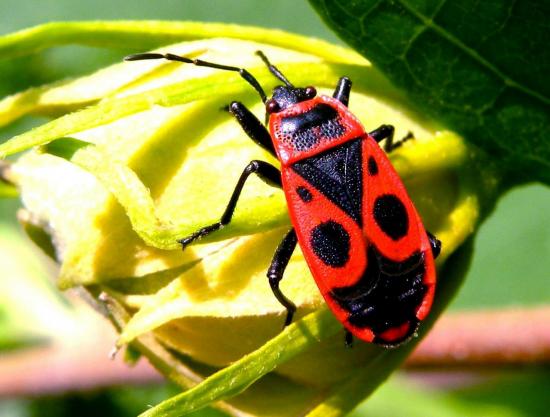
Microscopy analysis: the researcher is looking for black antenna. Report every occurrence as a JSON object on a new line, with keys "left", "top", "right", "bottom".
{"left": 255, "top": 51, "right": 294, "bottom": 87}
{"left": 124, "top": 52, "right": 268, "bottom": 103}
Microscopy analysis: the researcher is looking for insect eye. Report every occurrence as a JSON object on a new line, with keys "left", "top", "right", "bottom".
{"left": 305, "top": 86, "right": 317, "bottom": 98}
{"left": 266, "top": 99, "right": 280, "bottom": 113}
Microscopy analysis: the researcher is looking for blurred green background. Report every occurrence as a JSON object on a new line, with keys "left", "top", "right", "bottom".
{"left": 0, "top": 1, "right": 548, "bottom": 416}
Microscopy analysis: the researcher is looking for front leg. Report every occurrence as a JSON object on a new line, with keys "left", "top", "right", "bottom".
{"left": 332, "top": 76, "right": 352, "bottom": 107}
{"left": 178, "top": 160, "right": 281, "bottom": 248}
{"left": 229, "top": 102, "right": 276, "bottom": 157}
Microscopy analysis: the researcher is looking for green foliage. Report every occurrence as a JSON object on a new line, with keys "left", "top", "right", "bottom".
{"left": 139, "top": 309, "right": 339, "bottom": 417}
{"left": 0, "top": 304, "right": 40, "bottom": 351}
{"left": 353, "top": 376, "right": 525, "bottom": 417}
{"left": 449, "top": 184, "right": 550, "bottom": 310}
{"left": 309, "top": 0, "right": 550, "bottom": 186}
{"left": 452, "top": 370, "right": 550, "bottom": 417}
{"left": 2, "top": 384, "right": 225, "bottom": 417}
{"left": 0, "top": 222, "right": 66, "bottom": 352}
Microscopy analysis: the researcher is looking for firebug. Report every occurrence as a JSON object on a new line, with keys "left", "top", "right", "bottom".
{"left": 125, "top": 50, "right": 441, "bottom": 347}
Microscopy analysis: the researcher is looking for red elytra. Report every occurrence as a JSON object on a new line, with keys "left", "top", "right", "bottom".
{"left": 270, "top": 96, "right": 436, "bottom": 346}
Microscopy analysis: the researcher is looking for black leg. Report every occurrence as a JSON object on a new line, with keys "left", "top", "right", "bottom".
{"left": 388, "top": 131, "right": 414, "bottom": 151}
{"left": 345, "top": 330, "right": 354, "bottom": 348}
{"left": 369, "top": 125, "right": 416, "bottom": 153}
{"left": 229, "top": 102, "right": 276, "bottom": 157}
{"left": 177, "top": 160, "right": 281, "bottom": 248}
{"left": 427, "top": 231, "right": 441, "bottom": 259}
{"left": 267, "top": 228, "right": 298, "bottom": 327}
{"left": 369, "top": 124, "right": 395, "bottom": 153}
{"left": 332, "top": 76, "right": 352, "bottom": 107}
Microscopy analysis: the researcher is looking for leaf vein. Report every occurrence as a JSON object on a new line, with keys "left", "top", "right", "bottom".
{"left": 396, "top": 0, "right": 549, "bottom": 105}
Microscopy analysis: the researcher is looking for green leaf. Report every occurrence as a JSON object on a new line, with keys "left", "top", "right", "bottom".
{"left": 137, "top": 308, "right": 340, "bottom": 417}
{"left": 102, "top": 292, "right": 322, "bottom": 417}
{"left": 309, "top": 0, "right": 550, "bottom": 185}
{"left": 0, "top": 21, "right": 363, "bottom": 64}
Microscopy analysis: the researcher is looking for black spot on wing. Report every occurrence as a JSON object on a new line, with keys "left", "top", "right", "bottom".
{"left": 310, "top": 220, "right": 350, "bottom": 268}
{"left": 293, "top": 139, "right": 362, "bottom": 225}
{"left": 296, "top": 186, "right": 313, "bottom": 202}
{"left": 373, "top": 194, "right": 408, "bottom": 240}
{"left": 367, "top": 156, "right": 378, "bottom": 175}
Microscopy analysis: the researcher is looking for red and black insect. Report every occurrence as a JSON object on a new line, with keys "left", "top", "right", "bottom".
{"left": 125, "top": 51, "right": 441, "bottom": 347}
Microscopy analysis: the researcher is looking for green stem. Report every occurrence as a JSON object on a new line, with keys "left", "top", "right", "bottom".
{"left": 97, "top": 290, "right": 244, "bottom": 417}
{"left": 0, "top": 21, "right": 363, "bottom": 64}
{"left": 139, "top": 308, "right": 340, "bottom": 417}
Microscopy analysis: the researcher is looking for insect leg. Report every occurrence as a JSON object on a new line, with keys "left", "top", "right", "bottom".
{"left": 369, "top": 124, "right": 396, "bottom": 152}
{"left": 427, "top": 231, "right": 442, "bottom": 259}
{"left": 345, "top": 330, "right": 354, "bottom": 348}
{"left": 332, "top": 76, "right": 352, "bottom": 107}
{"left": 267, "top": 228, "right": 298, "bottom": 327}
{"left": 369, "top": 125, "right": 416, "bottom": 152}
{"left": 229, "top": 102, "right": 276, "bottom": 157}
{"left": 390, "top": 131, "right": 414, "bottom": 151}
{"left": 177, "top": 160, "right": 281, "bottom": 249}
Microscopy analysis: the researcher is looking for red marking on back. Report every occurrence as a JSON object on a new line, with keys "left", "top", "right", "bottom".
{"left": 282, "top": 169, "right": 366, "bottom": 292}
{"left": 276, "top": 109, "right": 437, "bottom": 346}
{"left": 361, "top": 136, "right": 428, "bottom": 261}
{"left": 352, "top": 326, "right": 375, "bottom": 343}
{"left": 361, "top": 133, "right": 437, "bottom": 327}
{"left": 378, "top": 322, "right": 411, "bottom": 343}
{"left": 269, "top": 96, "right": 364, "bottom": 166}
